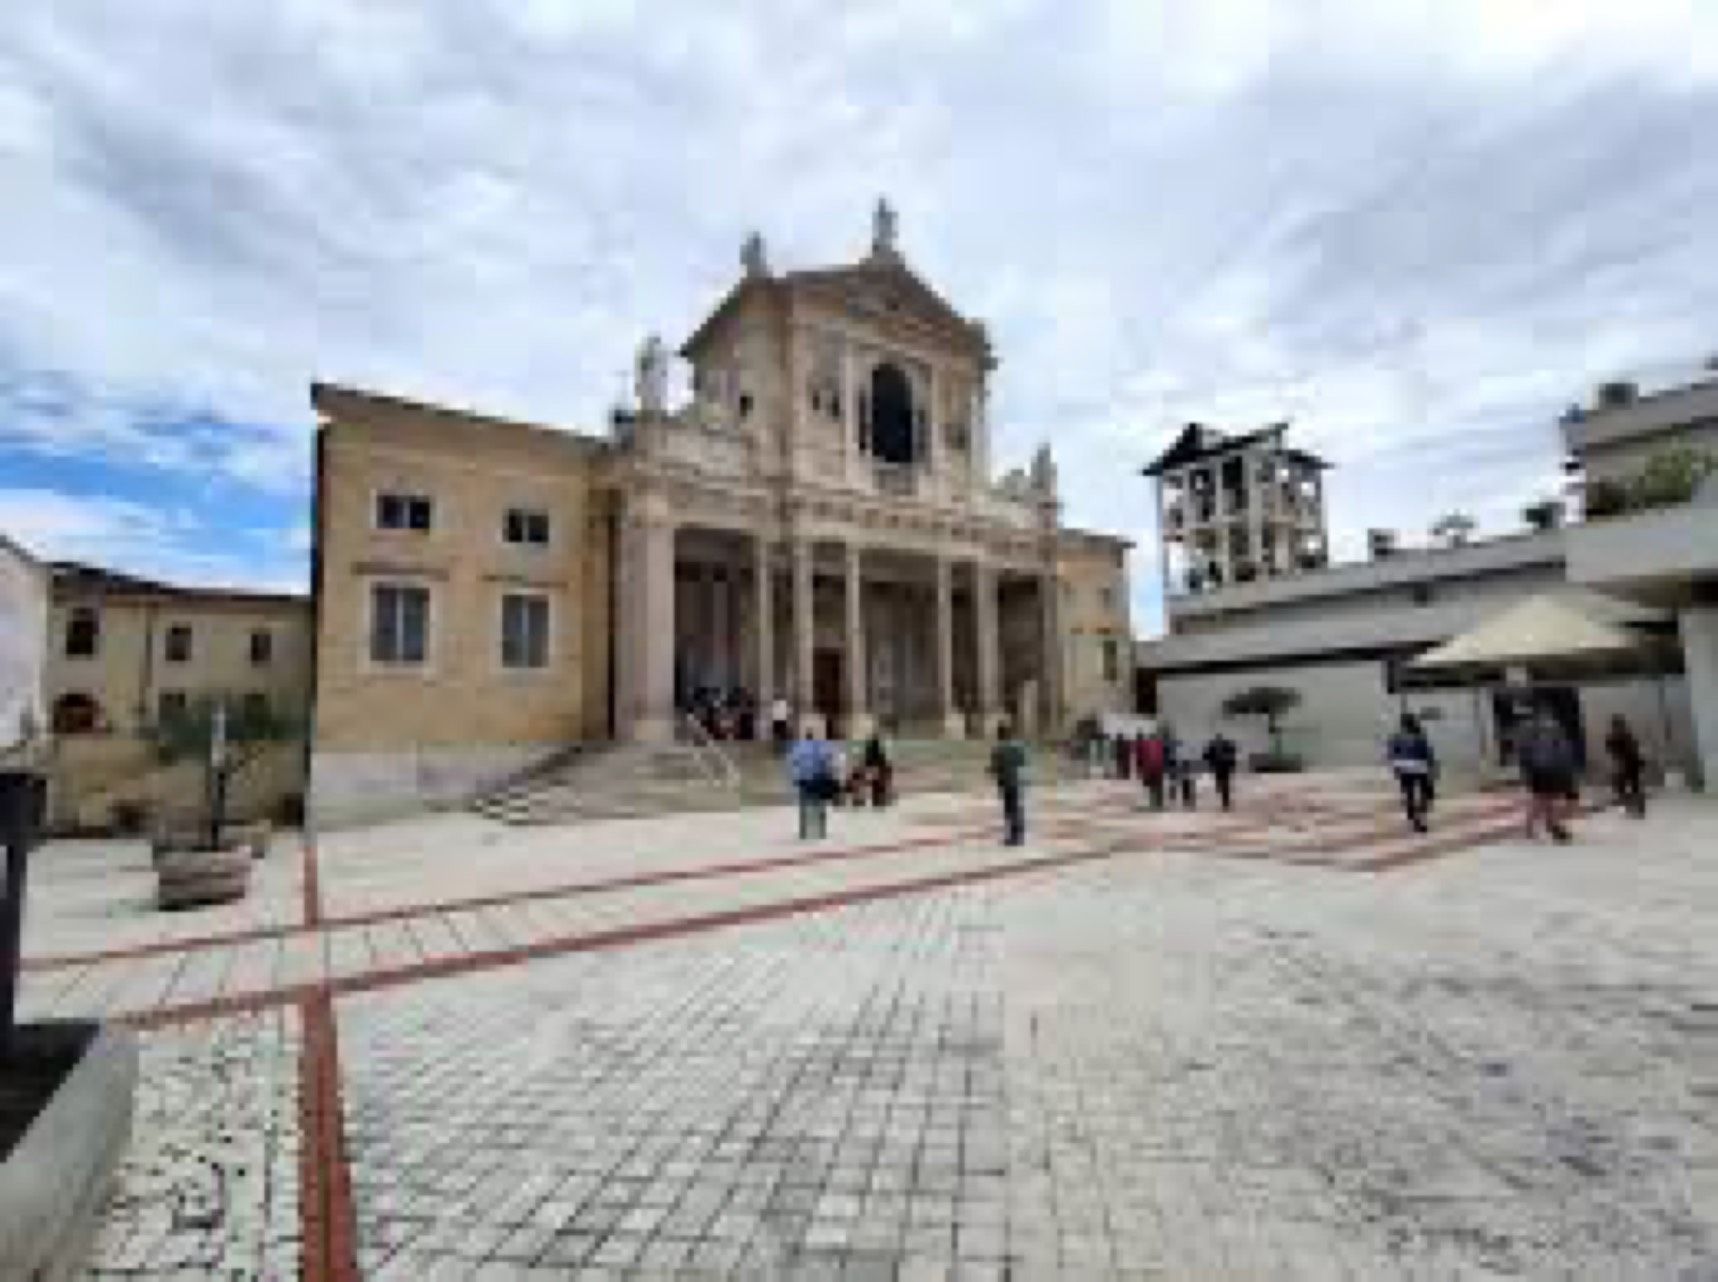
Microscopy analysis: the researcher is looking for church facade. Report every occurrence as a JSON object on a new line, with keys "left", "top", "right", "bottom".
{"left": 308, "top": 205, "right": 1132, "bottom": 824}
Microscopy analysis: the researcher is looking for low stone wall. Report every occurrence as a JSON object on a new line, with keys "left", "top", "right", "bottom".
{"left": 0, "top": 1021, "right": 138, "bottom": 1282}
{"left": 309, "top": 743, "right": 563, "bottom": 828}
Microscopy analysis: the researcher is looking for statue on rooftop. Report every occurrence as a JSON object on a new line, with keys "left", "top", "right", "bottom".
{"left": 741, "top": 230, "right": 769, "bottom": 278}
{"left": 635, "top": 333, "right": 669, "bottom": 416}
{"left": 871, "top": 197, "right": 899, "bottom": 259}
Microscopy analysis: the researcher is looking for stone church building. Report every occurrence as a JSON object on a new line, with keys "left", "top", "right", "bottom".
{"left": 308, "top": 204, "right": 1131, "bottom": 823}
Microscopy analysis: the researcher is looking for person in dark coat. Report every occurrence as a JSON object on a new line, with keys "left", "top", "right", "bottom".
{"left": 1604, "top": 714, "right": 1646, "bottom": 818}
{"left": 1386, "top": 713, "right": 1437, "bottom": 834}
{"left": 862, "top": 733, "right": 893, "bottom": 808}
{"left": 988, "top": 722, "right": 1029, "bottom": 846}
{"left": 1112, "top": 733, "right": 1132, "bottom": 780}
{"left": 1518, "top": 712, "right": 1578, "bottom": 843}
{"left": 1203, "top": 731, "right": 1239, "bottom": 810}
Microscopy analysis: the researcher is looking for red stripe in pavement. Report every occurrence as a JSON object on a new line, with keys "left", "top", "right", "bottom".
{"left": 26, "top": 824, "right": 986, "bottom": 973}
{"left": 298, "top": 990, "right": 358, "bottom": 1282}
{"left": 121, "top": 836, "right": 1125, "bottom": 1029}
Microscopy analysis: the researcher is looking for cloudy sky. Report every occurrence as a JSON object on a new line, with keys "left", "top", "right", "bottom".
{"left": 3, "top": 1, "right": 1716, "bottom": 633}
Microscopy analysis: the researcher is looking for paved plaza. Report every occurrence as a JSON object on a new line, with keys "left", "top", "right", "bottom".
{"left": 17, "top": 774, "right": 1718, "bottom": 1279}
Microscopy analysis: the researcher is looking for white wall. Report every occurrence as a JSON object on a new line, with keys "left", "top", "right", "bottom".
{"left": 1680, "top": 606, "right": 1718, "bottom": 790}
{"left": 1158, "top": 660, "right": 1687, "bottom": 777}
{"left": 0, "top": 538, "right": 48, "bottom": 753}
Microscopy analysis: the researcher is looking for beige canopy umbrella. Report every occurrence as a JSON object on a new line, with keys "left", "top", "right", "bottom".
{"left": 1411, "top": 592, "right": 1642, "bottom": 671}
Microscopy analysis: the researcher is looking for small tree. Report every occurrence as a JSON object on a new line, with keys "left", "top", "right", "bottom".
{"left": 1430, "top": 512, "right": 1476, "bottom": 548}
{"left": 1220, "top": 685, "right": 1301, "bottom": 757}
{"left": 151, "top": 695, "right": 297, "bottom": 849}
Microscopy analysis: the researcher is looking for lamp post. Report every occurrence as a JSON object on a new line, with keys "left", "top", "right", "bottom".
{"left": 0, "top": 767, "right": 47, "bottom": 1063}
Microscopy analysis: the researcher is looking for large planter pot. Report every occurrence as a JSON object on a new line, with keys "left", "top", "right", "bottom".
{"left": 0, "top": 1021, "right": 138, "bottom": 1281}
{"left": 155, "top": 843, "right": 252, "bottom": 910}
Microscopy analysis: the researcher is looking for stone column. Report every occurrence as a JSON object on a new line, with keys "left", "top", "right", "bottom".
{"left": 844, "top": 542, "right": 869, "bottom": 737}
{"left": 1039, "top": 566, "right": 1062, "bottom": 737}
{"left": 631, "top": 513, "right": 677, "bottom": 742}
{"left": 934, "top": 556, "right": 960, "bottom": 738}
{"left": 974, "top": 559, "right": 1001, "bottom": 737}
{"left": 842, "top": 343, "right": 861, "bottom": 487}
{"left": 793, "top": 535, "right": 816, "bottom": 731}
{"left": 925, "top": 364, "right": 941, "bottom": 488}
{"left": 752, "top": 533, "right": 774, "bottom": 727}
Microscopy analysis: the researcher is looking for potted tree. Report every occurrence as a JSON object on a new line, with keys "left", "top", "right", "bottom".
{"left": 1220, "top": 685, "right": 1304, "bottom": 771}
{"left": 148, "top": 695, "right": 296, "bottom": 909}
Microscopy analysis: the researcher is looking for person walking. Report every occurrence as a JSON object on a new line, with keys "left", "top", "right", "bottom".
{"left": 988, "top": 721, "right": 1029, "bottom": 846}
{"left": 1203, "top": 731, "right": 1239, "bottom": 811}
{"left": 770, "top": 696, "right": 793, "bottom": 753}
{"left": 1518, "top": 711, "right": 1578, "bottom": 843}
{"left": 787, "top": 727, "right": 836, "bottom": 840}
{"left": 1137, "top": 729, "right": 1167, "bottom": 810}
{"left": 1112, "top": 733, "right": 1132, "bottom": 781}
{"left": 1386, "top": 713, "right": 1437, "bottom": 833}
{"left": 1604, "top": 714, "right": 1647, "bottom": 818}
{"left": 862, "top": 732, "right": 893, "bottom": 808}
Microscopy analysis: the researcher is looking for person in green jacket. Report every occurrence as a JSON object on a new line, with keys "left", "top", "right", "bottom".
{"left": 988, "top": 721, "right": 1029, "bottom": 846}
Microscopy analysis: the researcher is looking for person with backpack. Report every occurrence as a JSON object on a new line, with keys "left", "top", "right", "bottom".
{"left": 1517, "top": 711, "right": 1578, "bottom": 843}
{"left": 1137, "top": 729, "right": 1167, "bottom": 810}
{"left": 1203, "top": 731, "right": 1239, "bottom": 811}
{"left": 1604, "top": 714, "right": 1646, "bottom": 818}
{"left": 1386, "top": 712, "right": 1437, "bottom": 833}
{"left": 787, "top": 726, "right": 836, "bottom": 840}
{"left": 988, "top": 721, "right": 1029, "bottom": 846}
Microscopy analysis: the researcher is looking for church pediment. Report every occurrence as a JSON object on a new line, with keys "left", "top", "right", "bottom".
{"left": 787, "top": 262, "right": 987, "bottom": 355}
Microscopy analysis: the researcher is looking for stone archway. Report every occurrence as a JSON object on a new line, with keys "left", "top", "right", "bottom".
{"left": 51, "top": 692, "right": 102, "bottom": 735}
{"left": 870, "top": 363, "right": 914, "bottom": 465}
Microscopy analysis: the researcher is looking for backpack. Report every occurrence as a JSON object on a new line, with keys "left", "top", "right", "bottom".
{"left": 1139, "top": 737, "right": 1165, "bottom": 775}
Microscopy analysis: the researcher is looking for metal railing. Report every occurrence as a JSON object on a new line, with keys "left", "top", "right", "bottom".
{"left": 680, "top": 714, "right": 740, "bottom": 788}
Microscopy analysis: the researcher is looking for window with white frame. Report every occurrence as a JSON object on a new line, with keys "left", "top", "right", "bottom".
{"left": 375, "top": 492, "right": 434, "bottom": 533}
{"left": 500, "top": 593, "right": 551, "bottom": 670}
{"left": 370, "top": 583, "right": 430, "bottom": 665}
{"left": 503, "top": 507, "right": 551, "bottom": 547}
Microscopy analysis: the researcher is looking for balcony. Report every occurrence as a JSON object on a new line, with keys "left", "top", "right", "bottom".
{"left": 875, "top": 461, "right": 917, "bottom": 498}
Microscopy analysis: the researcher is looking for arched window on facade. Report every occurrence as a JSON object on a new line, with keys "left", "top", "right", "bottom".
{"left": 51, "top": 692, "right": 103, "bottom": 735}
{"left": 870, "top": 363, "right": 915, "bottom": 465}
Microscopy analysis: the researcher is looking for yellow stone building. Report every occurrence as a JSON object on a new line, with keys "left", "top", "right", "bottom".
{"left": 41, "top": 562, "right": 312, "bottom": 830}
{"left": 310, "top": 204, "right": 1131, "bottom": 823}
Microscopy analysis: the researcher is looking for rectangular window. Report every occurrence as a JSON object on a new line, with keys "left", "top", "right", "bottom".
{"left": 370, "top": 583, "right": 430, "bottom": 666}
{"left": 500, "top": 593, "right": 551, "bottom": 670}
{"left": 165, "top": 623, "right": 193, "bottom": 663}
{"left": 64, "top": 607, "right": 100, "bottom": 658}
{"left": 157, "top": 690, "right": 187, "bottom": 724}
{"left": 249, "top": 628, "right": 273, "bottom": 665}
{"left": 375, "top": 492, "right": 434, "bottom": 532}
{"left": 1103, "top": 638, "right": 1119, "bottom": 683}
{"left": 503, "top": 507, "right": 551, "bottom": 547}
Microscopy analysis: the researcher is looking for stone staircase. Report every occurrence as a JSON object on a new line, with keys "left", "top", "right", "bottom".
{"left": 470, "top": 740, "right": 739, "bottom": 825}
{"left": 473, "top": 736, "right": 1090, "bottom": 826}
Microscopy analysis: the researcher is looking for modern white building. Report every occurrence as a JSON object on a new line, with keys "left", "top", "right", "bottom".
{"left": 1137, "top": 414, "right": 1696, "bottom": 781}
{"left": 0, "top": 533, "right": 49, "bottom": 755}
{"left": 1560, "top": 372, "right": 1718, "bottom": 789}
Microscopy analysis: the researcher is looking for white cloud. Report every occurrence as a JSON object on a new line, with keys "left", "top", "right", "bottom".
{"left": 0, "top": 488, "right": 304, "bottom": 593}
{"left": 1, "top": 0, "right": 1716, "bottom": 627}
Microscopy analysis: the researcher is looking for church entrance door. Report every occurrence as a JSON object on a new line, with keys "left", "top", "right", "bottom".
{"left": 814, "top": 649, "right": 844, "bottom": 735}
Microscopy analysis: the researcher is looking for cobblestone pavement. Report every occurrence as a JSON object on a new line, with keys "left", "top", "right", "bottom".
{"left": 21, "top": 776, "right": 1716, "bottom": 1279}
{"left": 79, "top": 1009, "right": 302, "bottom": 1280}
